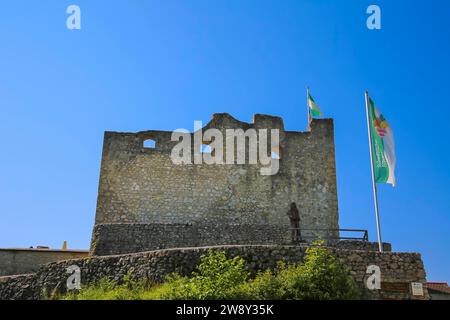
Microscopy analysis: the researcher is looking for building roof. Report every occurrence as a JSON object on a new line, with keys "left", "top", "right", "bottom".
{"left": 427, "top": 282, "right": 450, "bottom": 294}
{"left": 0, "top": 248, "right": 88, "bottom": 254}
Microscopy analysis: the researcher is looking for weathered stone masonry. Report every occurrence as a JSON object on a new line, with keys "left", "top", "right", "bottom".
{"left": 90, "top": 223, "right": 392, "bottom": 256}
{"left": 92, "top": 114, "right": 339, "bottom": 255}
{"left": 0, "top": 245, "right": 428, "bottom": 300}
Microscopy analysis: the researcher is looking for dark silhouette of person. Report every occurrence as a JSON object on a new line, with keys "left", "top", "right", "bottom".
{"left": 287, "top": 202, "right": 301, "bottom": 243}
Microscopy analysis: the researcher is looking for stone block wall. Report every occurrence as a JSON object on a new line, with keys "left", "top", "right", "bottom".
{"left": 0, "top": 245, "right": 427, "bottom": 300}
{"left": 333, "top": 240, "right": 392, "bottom": 252}
{"left": 90, "top": 223, "right": 391, "bottom": 256}
{"left": 92, "top": 113, "right": 339, "bottom": 253}
{"left": 90, "top": 223, "right": 293, "bottom": 255}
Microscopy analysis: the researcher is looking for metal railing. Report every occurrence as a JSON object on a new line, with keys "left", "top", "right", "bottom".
{"left": 289, "top": 228, "right": 369, "bottom": 242}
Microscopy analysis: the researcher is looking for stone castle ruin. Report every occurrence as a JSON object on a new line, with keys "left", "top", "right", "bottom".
{"left": 90, "top": 113, "right": 340, "bottom": 255}
{"left": 0, "top": 113, "right": 429, "bottom": 300}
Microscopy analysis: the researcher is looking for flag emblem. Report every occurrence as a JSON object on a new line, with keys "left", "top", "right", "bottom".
{"left": 373, "top": 114, "right": 389, "bottom": 138}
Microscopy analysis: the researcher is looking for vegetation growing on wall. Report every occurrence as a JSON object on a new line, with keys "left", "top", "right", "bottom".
{"left": 61, "top": 245, "right": 359, "bottom": 300}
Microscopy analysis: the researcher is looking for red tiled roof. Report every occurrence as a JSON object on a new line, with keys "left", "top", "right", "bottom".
{"left": 427, "top": 282, "right": 450, "bottom": 294}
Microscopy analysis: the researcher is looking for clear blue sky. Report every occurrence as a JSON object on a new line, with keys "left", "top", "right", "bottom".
{"left": 1, "top": 0, "right": 449, "bottom": 282}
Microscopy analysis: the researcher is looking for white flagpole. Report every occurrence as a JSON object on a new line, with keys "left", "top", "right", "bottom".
{"left": 307, "top": 87, "right": 312, "bottom": 130}
{"left": 365, "top": 91, "right": 383, "bottom": 253}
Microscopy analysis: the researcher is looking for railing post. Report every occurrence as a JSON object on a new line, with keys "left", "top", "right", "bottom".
{"left": 364, "top": 230, "right": 369, "bottom": 241}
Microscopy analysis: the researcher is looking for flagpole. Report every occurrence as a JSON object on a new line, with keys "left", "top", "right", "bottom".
{"left": 306, "top": 87, "right": 311, "bottom": 130}
{"left": 365, "top": 91, "right": 383, "bottom": 253}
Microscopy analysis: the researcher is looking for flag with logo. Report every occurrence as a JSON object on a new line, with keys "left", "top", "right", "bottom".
{"left": 307, "top": 91, "right": 322, "bottom": 117}
{"left": 368, "top": 96, "right": 396, "bottom": 186}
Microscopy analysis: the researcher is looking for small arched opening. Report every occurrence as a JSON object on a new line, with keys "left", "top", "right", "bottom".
{"left": 143, "top": 139, "right": 156, "bottom": 149}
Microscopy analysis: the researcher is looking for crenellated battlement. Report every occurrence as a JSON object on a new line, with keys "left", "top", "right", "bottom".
{"left": 100, "top": 113, "right": 331, "bottom": 157}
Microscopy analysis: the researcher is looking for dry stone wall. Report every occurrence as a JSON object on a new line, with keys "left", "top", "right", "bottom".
{"left": 90, "top": 223, "right": 391, "bottom": 256}
{"left": 0, "top": 245, "right": 427, "bottom": 300}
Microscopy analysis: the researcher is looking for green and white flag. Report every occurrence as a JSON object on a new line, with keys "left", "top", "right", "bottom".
{"left": 307, "top": 92, "right": 322, "bottom": 117}
{"left": 368, "top": 97, "right": 396, "bottom": 186}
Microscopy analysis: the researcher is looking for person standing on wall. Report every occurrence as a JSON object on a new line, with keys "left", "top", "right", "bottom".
{"left": 287, "top": 203, "right": 301, "bottom": 243}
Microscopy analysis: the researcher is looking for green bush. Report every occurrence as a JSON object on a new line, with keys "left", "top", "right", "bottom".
{"left": 161, "top": 250, "right": 250, "bottom": 300}
{"left": 278, "top": 245, "right": 359, "bottom": 300}
{"left": 236, "top": 244, "right": 359, "bottom": 300}
{"left": 235, "top": 269, "right": 285, "bottom": 300}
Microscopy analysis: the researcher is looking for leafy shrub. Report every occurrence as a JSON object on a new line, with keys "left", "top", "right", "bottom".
{"left": 235, "top": 269, "right": 285, "bottom": 300}
{"left": 161, "top": 250, "right": 250, "bottom": 300}
{"left": 278, "top": 245, "right": 359, "bottom": 300}
{"left": 236, "top": 243, "right": 359, "bottom": 300}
